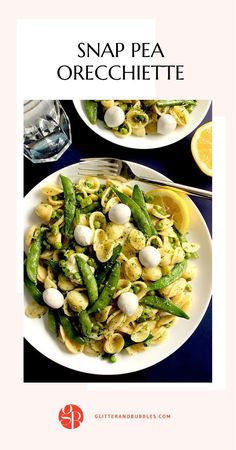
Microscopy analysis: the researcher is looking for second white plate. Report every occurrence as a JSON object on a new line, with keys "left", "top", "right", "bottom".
{"left": 73, "top": 100, "right": 211, "bottom": 149}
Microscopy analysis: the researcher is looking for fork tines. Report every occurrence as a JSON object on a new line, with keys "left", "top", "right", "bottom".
{"left": 78, "top": 158, "right": 119, "bottom": 176}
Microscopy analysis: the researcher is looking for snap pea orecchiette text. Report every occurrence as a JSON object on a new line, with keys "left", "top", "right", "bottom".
{"left": 85, "top": 100, "right": 197, "bottom": 138}
{"left": 24, "top": 175, "right": 200, "bottom": 362}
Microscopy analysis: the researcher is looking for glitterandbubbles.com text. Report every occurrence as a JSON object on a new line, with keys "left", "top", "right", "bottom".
{"left": 94, "top": 413, "right": 171, "bottom": 420}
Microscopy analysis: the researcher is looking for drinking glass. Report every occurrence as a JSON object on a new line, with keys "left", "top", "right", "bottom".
{"left": 24, "top": 100, "right": 72, "bottom": 163}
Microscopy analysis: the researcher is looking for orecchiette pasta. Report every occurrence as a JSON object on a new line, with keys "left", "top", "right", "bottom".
{"left": 95, "top": 306, "right": 112, "bottom": 323}
{"left": 25, "top": 300, "right": 48, "bottom": 318}
{"left": 47, "top": 196, "right": 64, "bottom": 207}
{"left": 169, "top": 105, "right": 189, "bottom": 126}
{"left": 41, "top": 185, "right": 63, "bottom": 196}
{"left": 107, "top": 311, "right": 126, "bottom": 332}
{"left": 126, "top": 343, "right": 148, "bottom": 355}
{"left": 106, "top": 223, "right": 124, "bottom": 240}
{"left": 93, "top": 229, "right": 107, "bottom": 251}
{"left": 37, "top": 264, "right": 47, "bottom": 283}
{"left": 104, "top": 333, "right": 124, "bottom": 354}
{"left": 141, "top": 266, "right": 162, "bottom": 282}
{"left": 77, "top": 176, "right": 100, "bottom": 194}
{"left": 132, "top": 281, "right": 148, "bottom": 299}
{"left": 113, "top": 279, "right": 132, "bottom": 298}
{"left": 89, "top": 211, "right": 107, "bottom": 230}
{"left": 58, "top": 274, "right": 76, "bottom": 292}
{"left": 35, "top": 203, "right": 53, "bottom": 222}
{"left": 96, "top": 240, "right": 114, "bottom": 262}
{"left": 66, "top": 290, "right": 89, "bottom": 312}
{"left": 25, "top": 225, "right": 38, "bottom": 247}
{"left": 131, "top": 321, "right": 154, "bottom": 343}
{"left": 124, "top": 257, "right": 142, "bottom": 281}
{"left": 128, "top": 229, "right": 146, "bottom": 251}
{"left": 25, "top": 174, "right": 200, "bottom": 362}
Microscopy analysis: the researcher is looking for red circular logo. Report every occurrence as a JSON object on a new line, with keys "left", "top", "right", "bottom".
{"left": 58, "top": 404, "right": 84, "bottom": 429}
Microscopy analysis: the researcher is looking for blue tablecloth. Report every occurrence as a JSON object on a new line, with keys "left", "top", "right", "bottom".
{"left": 24, "top": 101, "right": 212, "bottom": 383}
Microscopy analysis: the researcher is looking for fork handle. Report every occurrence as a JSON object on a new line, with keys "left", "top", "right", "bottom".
{"left": 134, "top": 176, "right": 212, "bottom": 199}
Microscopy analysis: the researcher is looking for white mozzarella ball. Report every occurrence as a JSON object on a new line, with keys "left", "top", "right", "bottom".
{"left": 43, "top": 288, "right": 64, "bottom": 309}
{"left": 139, "top": 246, "right": 161, "bottom": 268}
{"left": 104, "top": 106, "right": 125, "bottom": 128}
{"left": 157, "top": 114, "right": 177, "bottom": 135}
{"left": 108, "top": 203, "right": 131, "bottom": 225}
{"left": 117, "top": 292, "right": 139, "bottom": 316}
{"left": 74, "top": 225, "right": 93, "bottom": 246}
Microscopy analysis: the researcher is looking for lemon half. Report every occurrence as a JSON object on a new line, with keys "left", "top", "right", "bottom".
{"left": 146, "top": 188, "right": 190, "bottom": 235}
{"left": 191, "top": 121, "right": 212, "bottom": 176}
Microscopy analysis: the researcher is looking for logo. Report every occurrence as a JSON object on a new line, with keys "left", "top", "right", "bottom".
{"left": 59, "top": 404, "right": 84, "bottom": 429}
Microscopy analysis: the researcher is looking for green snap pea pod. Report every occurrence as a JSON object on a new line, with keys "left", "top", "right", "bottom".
{"left": 156, "top": 100, "right": 197, "bottom": 107}
{"left": 75, "top": 255, "right": 98, "bottom": 303}
{"left": 142, "top": 295, "right": 189, "bottom": 319}
{"left": 58, "top": 311, "right": 86, "bottom": 344}
{"left": 48, "top": 309, "right": 58, "bottom": 336}
{"left": 132, "top": 185, "right": 157, "bottom": 235}
{"left": 85, "top": 100, "right": 98, "bottom": 124}
{"left": 26, "top": 229, "right": 43, "bottom": 284}
{"left": 78, "top": 310, "right": 93, "bottom": 337}
{"left": 60, "top": 174, "right": 76, "bottom": 237}
{"left": 24, "top": 272, "right": 46, "bottom": 306}
{"left": 97, "top": 244, "right": 122, "bottom": 292}
{"left": 88, "top": 262, "right": 121, "bottom": 314}
{"left": 80, "top": 201, "right": 100, "bottom": 214}
{"left": 173, "top": 226, "right": 198, "bottom": 259}
{"left": 173, "top": 225, "right": 187, "bottom": 243}
{"left": 148, "top": 260, "right": 187, "bottom": 291}
{"left": 113, "top": 188, "right": 152, "bottom": 237}
{"left": 75, "top": 208, "right": 80, "bottom": 225}
{"left": 48, "top": 259, "right": 60, "bottom": 272}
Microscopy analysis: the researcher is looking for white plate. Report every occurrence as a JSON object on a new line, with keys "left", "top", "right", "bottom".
{"left": 73, "top": 100, "right": 211, "bottom": 149}
{"left": 24, "top": 161, "right": 212, "bottom": 375}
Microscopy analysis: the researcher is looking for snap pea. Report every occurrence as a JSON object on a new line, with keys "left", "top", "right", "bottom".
{"left": 24, "top": 272, "right": 46, "bottom": 306}
{"left": 88, "top": 261, "right": 121, "bottom": 314}
{"left": 48, "top": 309, "right": 58, "bottom": 336}
{"left": 75, "top": 255, "right": 98, "bottom": 303}
{"left": 48, "top": 259, "right": 60, "bottom": 272}
{"left": 60, "top": 174, "right": 76, "bottom": 237}
{"left": 142, "top": 295, "right": 189, "bottom": 319}
{"left": 156, "top": 100, "right": 197, "bottom": 107}
{"left": 80, "top": 201, "right": 100, "bottom": 214}
{"left": 132, "top": 185, "right": 157, "bottom": 235}
{"left": 85, "top": 100, "right": 98, "bottom": 124}
{"left": 96, "top": 244, "right": 122, "bottom": 292}
{"left": 113, "top": 188, "right": 152, "bottom": 237}
{"left": 75, "top": 208, "right": 80, "bottom": 225}
{"left": 173, "top": 226, "right": 198, "bottom": 259}
{"left": 78, "top": 310, "right": 93, "bottom": 337}
{"left": 26, "top": 229, "right": 43, "bottom": 284}
{"left": 148, "top": 260, "right": 187, "bottom": 291}
{"left": 173, "top": 225, "right": 187, "bottom": 243}
{"left": 58, "top": 311, "right": 86, "bottom": 344}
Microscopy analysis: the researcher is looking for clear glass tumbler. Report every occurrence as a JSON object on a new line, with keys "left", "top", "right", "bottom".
{"left": 24, "top": 100, "right": 72, "bottom": 163}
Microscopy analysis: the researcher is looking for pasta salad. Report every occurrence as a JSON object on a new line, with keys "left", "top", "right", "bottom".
{"left": 85, "top": 100, "right": 197, "bottom": 138}
{"left": 24, "top": 175, "right": 199, "bottom": 362}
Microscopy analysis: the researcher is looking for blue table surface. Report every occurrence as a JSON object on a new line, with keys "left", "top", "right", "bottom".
{"left": 24, "top": 101, "right": 212, "bottom": 383}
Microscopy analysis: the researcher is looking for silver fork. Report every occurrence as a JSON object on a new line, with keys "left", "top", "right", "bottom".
{"left": 78, "top": 158, "right": 212, "bottom": 199}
